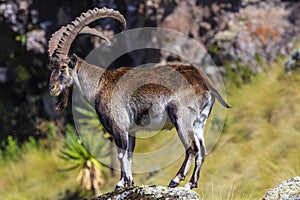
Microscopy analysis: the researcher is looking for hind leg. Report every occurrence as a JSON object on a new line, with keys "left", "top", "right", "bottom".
{"left": 167, "top": 103, "right": 199, "bottom": 188}
{"left": 184, "top": 138, "right": 205, "bottom": 189}
{"left": 184, "top": 95, "right": 214, "bottom": 189}
{"left": 168, "top": 134, "right": 199, "bottom": 187}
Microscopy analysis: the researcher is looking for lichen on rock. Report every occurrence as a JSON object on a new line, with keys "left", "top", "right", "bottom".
{"left": 89, "top": 185, "right": 202, "bottom": 200}
{"left": 262, "top": 176, "right": 300, "bottom": 200}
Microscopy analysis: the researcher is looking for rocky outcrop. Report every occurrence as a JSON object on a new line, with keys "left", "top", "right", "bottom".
{"left": 285, "top": 48, "right": 300, "bottom": 72}
{"left": 262, "top": 176, "right": 300, "bottom": 200}
{"left": 89, "top": 185, "right": 201, "bottom": 200}
{"left": 214, "top": 0, "right": 299, "bottom": 70}
{"left": 157, "top": 0, "right": 300, "bottom": 72}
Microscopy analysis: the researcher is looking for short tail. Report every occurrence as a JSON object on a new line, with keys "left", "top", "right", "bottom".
{"left": 196, "top": 67, "right": 231, "bottom": 108}
{"left": 209, "top": 86, "right": 231, "bottom": 108}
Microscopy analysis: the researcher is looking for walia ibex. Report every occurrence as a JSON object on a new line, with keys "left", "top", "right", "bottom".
{"left": 48, "top": 7, "right": 230, "bottom": 189}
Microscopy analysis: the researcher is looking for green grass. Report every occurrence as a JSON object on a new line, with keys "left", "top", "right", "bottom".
{"left": 1, "top": 59, "right": 300, "bottom": 199}
{"left": 0, "top": 146, "right": 85, "bottom": 200}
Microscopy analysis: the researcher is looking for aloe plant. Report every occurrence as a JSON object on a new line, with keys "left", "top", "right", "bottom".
{"left": 74, "top": 99, "right": 117, "bottom": 176}
{"left": 60, "top": 130, "right": 104, "bottom": 196}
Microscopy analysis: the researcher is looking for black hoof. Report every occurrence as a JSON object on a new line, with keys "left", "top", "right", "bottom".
{"left": 168, "top": 180, "right": 179, "bottom": 188}
{"left": 115, "top": 185, "right": 123, "bottom": 191}
{"left": 190, "top": 183, "right": 198, "bottom": 189}
{"left": 130, "top": 181, "right": 135, "bottom": 187}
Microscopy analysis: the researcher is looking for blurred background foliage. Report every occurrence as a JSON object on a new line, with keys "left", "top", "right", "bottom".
{"left": 1, "top": 0, "right": 299, "bottom": 145}
{"left": 0, "top": 0, "right": 300, "bottom": 199}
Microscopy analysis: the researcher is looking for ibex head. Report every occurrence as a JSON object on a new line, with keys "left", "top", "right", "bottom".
{"left": 48, "top": 7, "right": 126, "bottom": 112}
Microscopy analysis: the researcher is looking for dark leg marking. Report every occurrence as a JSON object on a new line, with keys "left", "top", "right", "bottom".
{"left": 168, "top": 145, "right": 197, "bottom": 188}
{"left": 185, "top": 140, "right": 206, "bottom": 189}
{"left": 127, "top": 133, "right": 136, "bottom": 186}
{"left": 113, "top": 132, "right": 131, "bottom": 189}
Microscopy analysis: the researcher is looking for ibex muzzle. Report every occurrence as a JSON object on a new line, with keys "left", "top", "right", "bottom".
{"left": 49, "top": 57, "right": 74, "bottom": 96}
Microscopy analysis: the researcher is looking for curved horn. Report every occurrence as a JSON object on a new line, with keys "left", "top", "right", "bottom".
{"left": 49, "top": 7, "right": 126, "bottom": 60}
{"left": 79, "top": 26, "right": 111, "bottom": 45}
{"left": 48, "top": 27, "right": 66, "bottom": 58}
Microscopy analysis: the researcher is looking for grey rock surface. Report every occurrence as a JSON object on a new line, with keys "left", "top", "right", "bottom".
{"left": 262, "top": 176, "right": 300, "bottom": 200}
{"left": 285, "top": 48, "right": 300, "bottom": 72}
{"left": 90, "top": 185, "right": 202, "bottom": 200}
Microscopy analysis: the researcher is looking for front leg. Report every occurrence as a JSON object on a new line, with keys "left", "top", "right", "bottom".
{"left": 116, "top": 148, "right": 130, "bottom": 189}
{"left": 114, "top": 132, "right": 134, "bottom": 189}
{"left": 95, "top": 98, "right": 134, "bottom": 189}
{"left": 127, "top": 133, "right": 136, "bottom": 185}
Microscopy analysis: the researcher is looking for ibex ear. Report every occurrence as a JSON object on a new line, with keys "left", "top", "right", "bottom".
{"left": 69, "top": 54, "right": 78, "bottom": 68}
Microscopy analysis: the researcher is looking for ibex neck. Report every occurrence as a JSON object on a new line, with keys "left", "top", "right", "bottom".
{"left": 73, "top": 58, "right": 104, "bottom": 104}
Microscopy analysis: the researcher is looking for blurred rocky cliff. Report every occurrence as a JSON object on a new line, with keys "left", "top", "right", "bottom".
{"left": 0, "top": 0, "right": 299, "bottom": 141}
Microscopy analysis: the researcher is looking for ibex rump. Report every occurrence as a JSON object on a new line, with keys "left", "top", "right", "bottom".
{"left": 48, "top": 7, "right": 230, "bottom": 189}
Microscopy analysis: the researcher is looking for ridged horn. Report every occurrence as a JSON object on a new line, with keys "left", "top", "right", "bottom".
{"left": 49, "top": 7, "right": 126, "bottom": 60}
{"left": 48, "top": 27, "right": 66, "bottom": 58}
{"left": 79, "top": 26, "right": 111, "bottom": 45}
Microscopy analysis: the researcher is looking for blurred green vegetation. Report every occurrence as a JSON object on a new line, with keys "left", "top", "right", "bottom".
{"left": 224, "top": 58, "right": 255, "bottom": 87}
{"left": 0, "top": 121, "right": 97, "bottom": 199}
{"left": 60, "top": 125, "right": 104, "bottom": 197}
